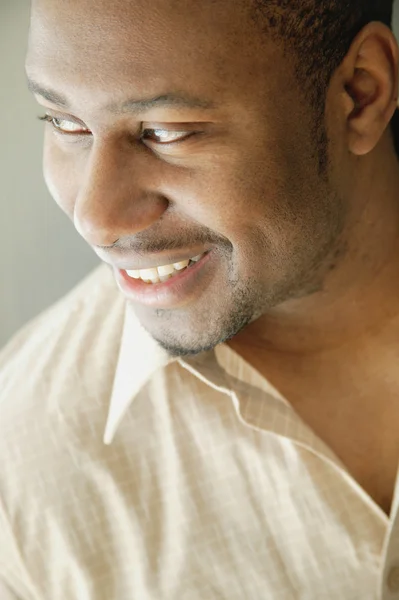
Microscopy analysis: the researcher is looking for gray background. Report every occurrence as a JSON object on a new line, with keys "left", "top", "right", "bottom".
{"left": 1, "top": 1, "right": 399, "bottom": 347}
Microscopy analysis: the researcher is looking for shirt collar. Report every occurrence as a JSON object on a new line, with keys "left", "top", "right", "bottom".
{"left": 103, "top": 302, "right": 353, "bottom": 474}
{"left": 103, "top": 302, "right": 398, "bottom": 522}
{"left": 103, "top": 303, "right": 176, "bottom": 445}
{"left": 103, "top": 301, "right": 236, "bottom": 445}
{"left": 103, "top": 297, "right": 290, "bottom": 445}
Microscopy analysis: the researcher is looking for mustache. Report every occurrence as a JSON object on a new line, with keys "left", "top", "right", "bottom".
{"left": 101, "top": 228, "right": 231, "bottom": 256}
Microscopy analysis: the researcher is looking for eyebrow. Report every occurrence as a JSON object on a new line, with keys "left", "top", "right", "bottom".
{"left": 26, "top": 77, "right": 217, "bottom": 114}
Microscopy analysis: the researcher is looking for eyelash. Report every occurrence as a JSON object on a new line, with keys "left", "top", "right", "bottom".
{"left": 37, "top": 114, "right": 196, "bottom": 146}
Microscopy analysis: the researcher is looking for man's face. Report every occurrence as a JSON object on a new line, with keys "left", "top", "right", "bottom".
{"left": 26, "top": 0, "right": 346, "bottom": 356}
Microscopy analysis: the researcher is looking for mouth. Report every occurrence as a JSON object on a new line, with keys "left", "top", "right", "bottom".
{"left": 125, "top": 251, "right": 207, "bottom": 284}
{"left": 114, "top": 250, "right": 215, "bottom": 309}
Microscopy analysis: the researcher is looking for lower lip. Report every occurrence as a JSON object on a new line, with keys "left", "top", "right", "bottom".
{"left": 115, "top": 251, "right": 214, "bottom": 308}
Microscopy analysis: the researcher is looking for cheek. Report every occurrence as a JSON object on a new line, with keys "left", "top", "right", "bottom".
{"left": 176, "top": 155, "right": 273, "bottom": 233}
{"left": 166, "top": 161, "right": 279, "bottom": 282}
{"left": 193, "top": 145, "right": 324, "bottom": 281}
{"left": 194, "top": 155, "right": 282, "bottom": 249}
{"left": 43, "top": 138, "right": 79, "bottom": 220}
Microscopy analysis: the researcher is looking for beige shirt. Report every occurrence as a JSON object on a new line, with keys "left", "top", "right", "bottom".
{"left": 1, "top": 264, "right": 399, "bottom": 600}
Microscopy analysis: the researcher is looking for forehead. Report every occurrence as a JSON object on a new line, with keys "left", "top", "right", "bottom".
{"left": 26, "top": 0, "right": 281, "bottom": 110}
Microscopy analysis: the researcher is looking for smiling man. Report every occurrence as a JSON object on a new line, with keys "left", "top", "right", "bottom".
{"left": 1, "top": 0, "right": 399, "bottom": 598}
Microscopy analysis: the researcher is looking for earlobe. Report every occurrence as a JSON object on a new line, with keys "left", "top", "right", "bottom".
{"left": 342, "top": 23, "right": 399, "bottom": 157}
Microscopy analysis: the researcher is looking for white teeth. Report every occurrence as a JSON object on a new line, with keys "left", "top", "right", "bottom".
{"left": 139, "top": 267, "right": 159, "bottom": 281}
{"left": 157, "top": 263, "right": 176, "bottom": 276}
{"left": 125, "top": 251, "right": 207, "bottom": 283}
{"left": 173, "top": 259, "right": 190, "bottom": 270}
{"left": 159, "top": 274, "right": 172, "bottom": 282}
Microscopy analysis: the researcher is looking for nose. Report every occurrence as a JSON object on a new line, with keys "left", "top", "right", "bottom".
{"left": 73, "top": 140, "right": 168, "bottom": 247}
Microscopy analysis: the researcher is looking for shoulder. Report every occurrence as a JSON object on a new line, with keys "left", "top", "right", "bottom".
{"left": 0, "top": 263, "right": 125, "bottom": 390}
{"left": 1, "top": 262, "right": 122, "bottom": 361}
{"left": 0, "top": 263, "right": 126, "bottom": 479}
{"left": 0, "top": 264, "right": 132, "bottom": 589}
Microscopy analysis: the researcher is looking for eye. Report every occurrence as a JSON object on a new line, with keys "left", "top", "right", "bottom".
{"left": 38, "top": 114, "right": 90, "bottom": 135}
{"left": 142, "top": 128, "right": 194, "bottom": 145}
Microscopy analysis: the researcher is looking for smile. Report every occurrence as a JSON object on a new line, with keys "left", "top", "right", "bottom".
{"left": 125, "top": 252, "right": 207, "bottom": 284}
{"left": 115, "top": 250, "right": 214, "bottom": 309}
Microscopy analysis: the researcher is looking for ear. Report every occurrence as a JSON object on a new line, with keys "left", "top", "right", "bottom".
{"left": 340, "top": 22, "right": 399, "bottom": 156}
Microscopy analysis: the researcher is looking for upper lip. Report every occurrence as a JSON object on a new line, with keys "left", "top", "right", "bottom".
{"left": 104, "top": 248, "right": 211, "bottom": 271}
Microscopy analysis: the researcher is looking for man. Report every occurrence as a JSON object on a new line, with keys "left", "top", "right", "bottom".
{"left": 1, "top": 0, "right": 399, "bottom": 597}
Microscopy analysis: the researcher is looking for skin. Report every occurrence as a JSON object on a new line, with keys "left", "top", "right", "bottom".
{"left": 27, "top": 0, "right": 399, "bottom": 514}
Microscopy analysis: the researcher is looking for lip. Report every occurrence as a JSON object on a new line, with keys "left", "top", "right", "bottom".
{"left": 114, "top": 250, "right": 214, "bottom": 308}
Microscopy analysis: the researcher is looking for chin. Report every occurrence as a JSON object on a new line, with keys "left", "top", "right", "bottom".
{"left": 140, "top": 305, "right": 253, "bottom": 358}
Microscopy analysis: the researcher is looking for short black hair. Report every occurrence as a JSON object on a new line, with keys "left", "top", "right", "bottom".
{"left": 249, "top": 0, "right": 398, "bottom": 167}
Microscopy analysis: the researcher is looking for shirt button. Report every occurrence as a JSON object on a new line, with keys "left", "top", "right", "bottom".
{"left": 387, "top": 566, "right": 399, "bottom": 593}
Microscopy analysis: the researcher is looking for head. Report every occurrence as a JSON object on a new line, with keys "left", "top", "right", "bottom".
{"left": 26, "top": 0, "right": 399, "bottom": 356}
